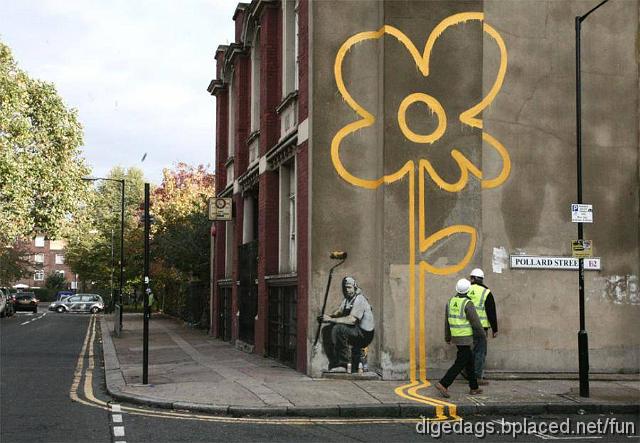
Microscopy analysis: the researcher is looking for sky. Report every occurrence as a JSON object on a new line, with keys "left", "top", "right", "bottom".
{"left": 0, "top": 0, "right": 237, "bottom": 184}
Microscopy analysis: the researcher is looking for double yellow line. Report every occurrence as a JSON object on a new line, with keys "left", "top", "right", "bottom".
{"left": 70, "top": 317, "right": 454, "bottom": 425}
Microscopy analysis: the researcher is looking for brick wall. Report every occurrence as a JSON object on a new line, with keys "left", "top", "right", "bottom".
{"left": 295, "top": 0, "right": 309, "bottom": 372}
{"left": 211, "top": 49, "right": 229, "bottom": 336}
{"left": 255, "top": 4, "right": 282, "bottom": 355}
{"left": 259, "top": 4, "right": 282, "bottom": 156}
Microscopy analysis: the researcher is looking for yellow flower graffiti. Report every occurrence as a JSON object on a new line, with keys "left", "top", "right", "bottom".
{"left": 331, "top": 13, "right": 510, "bottom": 417}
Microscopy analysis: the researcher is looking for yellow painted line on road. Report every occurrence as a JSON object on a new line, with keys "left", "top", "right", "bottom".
{"left": 74, "top": 317, "right": 456, "bottom": 426}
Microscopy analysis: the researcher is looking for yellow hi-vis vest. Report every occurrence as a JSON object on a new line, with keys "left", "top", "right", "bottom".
{"left": 448, "top": 296, "right": 472, "bottom": 337}
{"left": 468, "top": 284, "right": 490, "bottom": 328}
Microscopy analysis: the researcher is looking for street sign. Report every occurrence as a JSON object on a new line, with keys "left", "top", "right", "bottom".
{"left": 571, "top": 203, "right": 593, "bottom": 223}
{"left": 572, "top": 240, "right": 593, "bottom": 258}
{"left": 209, "top": 197, "right": 232, "bottom": 221}
{"left": 510, "top": 255, "right": 601, "bottom": 270}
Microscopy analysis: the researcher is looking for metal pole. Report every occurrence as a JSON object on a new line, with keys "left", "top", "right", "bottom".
{"left": 575, "top": 16, "right": 589, "bottom": 398}
{"left": 120, "top": 179, "right": 125, "bottom": 330}
{"left": 111, "top": 228, "right": 115, "bottom": 309}
{"left": 575, "top": 0, "right": 611, "bottom": 399}
{"left": 143, "top": 183, "right": 150, "bottom": 385}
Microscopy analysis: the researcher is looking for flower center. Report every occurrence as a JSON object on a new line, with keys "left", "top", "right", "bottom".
{"left": 397, "top": 93, "right": 446, "bottom": 144}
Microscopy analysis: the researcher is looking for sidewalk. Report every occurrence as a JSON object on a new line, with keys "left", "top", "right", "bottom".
{"left": 100, "top": 314, "right": 640, "bottom": 418}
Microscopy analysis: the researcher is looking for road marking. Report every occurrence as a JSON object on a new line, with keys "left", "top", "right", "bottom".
{"left": 20, "top": 312, "right": 47, "bottom": 326}
{"left": 69, "top": 316, "right": 95, "bottom": 404}
{"left": 75, "top": 317, "right": 446, "bottom": 426}
{"left": 19, "top": 313, "right": 47, "bottom": 326}
{"left": 113, "top": 426, "right": 125, "bottom": 437}
{"left": 113, "top": 414, "right": 122, "bottom": 423}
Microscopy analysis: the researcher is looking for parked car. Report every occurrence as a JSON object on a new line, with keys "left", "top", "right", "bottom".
{"left": 14, "top": 292, "right": 38, "bottom": 313}
{"left": 0, "top": 287, "right": 15, "bottom": 317}
{"left": 49, "top": 294, "right": 104, "bottom": 314}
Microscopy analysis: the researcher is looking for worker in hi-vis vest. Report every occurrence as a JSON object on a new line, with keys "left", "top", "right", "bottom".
{"left": 435, "top": 278, "right": 485, "bottom": 398}
{"left": 466, "top": 268, "right": 498, "bottom": 385}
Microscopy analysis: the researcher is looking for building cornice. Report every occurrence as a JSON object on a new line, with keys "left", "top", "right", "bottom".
{"left": 233, "top": 3, "right": 250, "bottom": 21}
{"left": 266, "top": 130, "right": 298, "bottom": 170}
{"left": 207, "top": 79, "right": 226, "bottom": 96}
{"left": 237, "top": 164, "right": 260, "bottom": 192}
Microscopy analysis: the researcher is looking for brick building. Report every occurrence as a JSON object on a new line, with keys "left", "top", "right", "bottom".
{"left": 208, "top": 0, "right": 309, "bottom": 371}
{"left": 14, "top": 235, "right": 74, "bottom": 289}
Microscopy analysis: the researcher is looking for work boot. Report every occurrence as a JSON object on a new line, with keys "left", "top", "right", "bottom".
{"left": 469, "top": 388, "right": 483, "bottom": 395}
{"left": 435, "top": 382, "right": 450, "bottom": 398}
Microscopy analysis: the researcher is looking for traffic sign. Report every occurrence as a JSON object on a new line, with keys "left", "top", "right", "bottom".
{"left": 572, "top": 240, "right": 593, "bottom": 258}
{"left": 571, "top": 204, "right": 593, "bottom": 223}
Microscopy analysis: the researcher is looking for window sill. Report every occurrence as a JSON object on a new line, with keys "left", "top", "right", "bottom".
{"left": 276, "top": 91, "right": 298, "bottom": 115}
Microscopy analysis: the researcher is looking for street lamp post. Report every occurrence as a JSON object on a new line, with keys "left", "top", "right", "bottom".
{"left": 575, "top": 0, "right": 611, "bottom": 399}
{"left": 82, "top": 177, "right": 125, "bottom": 330}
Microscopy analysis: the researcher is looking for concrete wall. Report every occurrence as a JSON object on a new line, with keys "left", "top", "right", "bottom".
{"left": 309, "top": 0, "right": 639, "bottom": 378}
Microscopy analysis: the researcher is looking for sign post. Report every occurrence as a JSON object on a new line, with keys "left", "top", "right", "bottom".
{"left": 143, "top": 183, "right": 150, "bottom": 385}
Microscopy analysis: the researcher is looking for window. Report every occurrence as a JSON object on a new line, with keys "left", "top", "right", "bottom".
{"left": 224, "top": 223, "right": 234, "bottom": 278}
{"left": 55, "top": 254, "right": 64, "bottom": 264}
{"left": 55, "top": 270, "right": 65, "bottom": 278}
{"left": 279, "top": 160, "right": 297, "bottom": 272}
{"left": 34, "top": 253, "right": 45, "bottom": 264}
{"left": 250, "top": 29, "right": 261, "bottom": 132}
{"left": 242, "top": 193, "right": 258, "bottom": 244}
{"left": 35, "top": 236, "right": 45, "bottom": 247}
{"left": 49, "top": 240, "right": 65, "bottom": 250}
{"left": 227, "top": 69, "right": 236, "bottom": 158}
{"left": 282, "top": 0, "right": 299, "bottom": 96}
{"left": 34, "top": 270, "right": 44, "bottom": 281}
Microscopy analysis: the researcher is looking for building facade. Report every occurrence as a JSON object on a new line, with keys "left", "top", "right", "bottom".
{"left": 209, "top": 0, "right": 310, "bottom": 371}
{"left": 209, "top": 0, "right": 639, "bottom": 379}
{"left": 14, "top": 235, "right": 73, "bottom": 289}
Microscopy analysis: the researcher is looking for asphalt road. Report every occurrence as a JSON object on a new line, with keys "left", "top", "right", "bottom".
{"left": 1, "top": 310, "right": 638, "bottom": 443}
{"left": 0, "top": 308, "right": 111, "bottom": 443}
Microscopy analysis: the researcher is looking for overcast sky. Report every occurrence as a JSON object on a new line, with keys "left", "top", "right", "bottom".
{"left": 0, "top": 0, "right": 237, "bottom": 184}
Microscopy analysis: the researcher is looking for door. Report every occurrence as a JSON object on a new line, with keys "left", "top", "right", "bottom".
{"left": 67, "top": 296, "right": 83, "bottom": 312}
{"left": 238, "top": 240, "right": 258, "bottom": 344}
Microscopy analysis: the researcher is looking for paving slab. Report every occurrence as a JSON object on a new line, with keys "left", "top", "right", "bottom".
{"left": 99, "top": 314, "right": 640, "bottom": 418}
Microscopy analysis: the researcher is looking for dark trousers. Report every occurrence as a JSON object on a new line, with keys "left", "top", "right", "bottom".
{"left": 439, "top": 345, "right": 479, "bottom": 390}
{"left": 322, "top": 323, "right": 374, "bottom": 369}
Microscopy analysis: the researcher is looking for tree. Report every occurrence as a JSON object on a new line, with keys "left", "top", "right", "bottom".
{"left": 0, "top": 41, "right": 89, "bottom": 246}
{"left": 45, "top": 271, "right": 66, "bottom": 290}
{"left": 151, "top": 163, "right": 214, "bottom": 321}
{"left": 152, "top": 163, "right": 215, "bottom": 281}
{"left": 0, "top": 243, "right": 31, "bottom": 286}
{"left": 65, "top": 167, "right": 146, "bottom": 292}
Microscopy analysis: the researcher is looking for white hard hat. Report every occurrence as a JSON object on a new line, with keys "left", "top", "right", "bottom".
{"left": 456, "top": 278, "right": 471, "bottom": 294}
{"left": 470, "top": 268, "right": 484, "bottom": 279}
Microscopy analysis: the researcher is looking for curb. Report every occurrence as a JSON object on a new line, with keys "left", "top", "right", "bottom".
{"left": 98, "top": 317, "right": 640, "bottom": 418}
